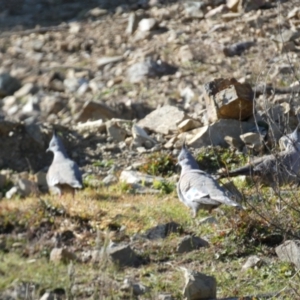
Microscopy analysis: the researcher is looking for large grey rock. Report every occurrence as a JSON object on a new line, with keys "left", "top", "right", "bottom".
{"left": 185, "top": 119, "right": 254, "bottom": 148}
{"left": 138, "top": 105, "right": 187, "bottom": 135}
{"left": 181, "top": 268, "right": 217, "bottom": 300}
{"left": 276, "top": 240, "right": 300, "bottom": 268}
{"left": 0, "top": 73, "right": 21, "bottom": 96}
{"left": 177, "top": 235, "right": 209, "bottom": 253}
{"left": 108, "top": 244, "right": 142, "bottom": 267}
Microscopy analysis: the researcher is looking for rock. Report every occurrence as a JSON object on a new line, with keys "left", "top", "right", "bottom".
{"left": 17, "top": 179, "right": 39, "bottom": 197}
{"left": 158, "top": 294, "right": 174, "bottom": 300}
{"left": 177, "top": 45, "right": 194, "bottom": 63}
{"left": 138, "top": 18, "right": 157, "bottom": 32}
{"left": 75, "top": 101, "right": 120, "bottom": 122}
{"left": 184, "top": 119, "right": 254, "bottom": 148}
{"left": 224, "top": 136, "right": 244, "bottom": 150}
{"left": 35, "top": 171, "right": 48, "bottom": 191}
{"left": 239, "top": 0, "right": 266, "bottom": 12}
{"left": 240, "top": 132, "right": 263, "bottom": 152}
{"left": 14, "top": 83, "right": 35, "bottom": 98}
{"left": 108, "top": 244, "right": 142, "bottom": 267}
{"left": 88, "top": 7, "right": 107, "bottom": 17}
{"left": 120, "top": 278, "right": 149, "bottom": 296}
{"left": 97, "top": 56, "right": 123, "bottom": 68}
{"left": 102, "top": 174, "right": 118, "bottom": 186}
{"left": 126, "top": 58, "right": 177, "bottom": 83}
{"left": 106, "top": 119, "right": 128, "bottom": 142}
{"left": 223, "top": 41, "right": 255, "bottom": 57}
{"left": 126, "top": 12, "right": 139, "bottom": 35}
{"left": 63, "top": 78, "right": 79, "bottom": 92}
{"left": 178, "top": 119, "right": 201, "bottom": 132}
{"left": 40, "top": 292, "right": 55, "bottom": 300}
{"left": 242, "top": 255, "right": 262, "bottom": 271}
{"left": 198, "top": 216, "right": 218, "bottom": 225}
{"left": 0, "top": 73, "right": 21, "bottom": 96}
{"left": 183, "top": 2, "right": 205, "bottom": 19}
{"left": 138, "top": 105, "right": 187, "bottom": 135}
{"left": 120, "top": 170, "right": 165, "bottom": 186}
{"left": 144, "top": 222, "right": 180, "bottom": 240}
{"left": 131, "top": 124, "right": 156, "bottom": 149}
{"left": 177, "top": 235, "right": 209, "bottom": 253}
{"left": 50, "top": 247, "right": 77, "bottom": 264}
{"left": 204, "top": 78, "right": 254, "bottom": 122}
{"left": 181, "top": 268, "right": 217, "bottom": 300}
{"left": 227, "top": 0, "right": 239, "bottom": 12}
{"left": 272, "top": 29, "right": 300, "bottom": 44}
{"left": 276, "top": 240, "right": 300, "bottom": 268}
{"left": 5, "top": 186, "right": 19, "bottom": 199}
{"left": 76, "top": 119, "right": 106, "bottom": 133}
{"left": 205, "top": 4, "right": 229, "bottom": 18}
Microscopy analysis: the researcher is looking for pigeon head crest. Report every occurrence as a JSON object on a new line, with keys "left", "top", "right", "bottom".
{"left": 47, "top": 130, "right": 67, "bottom": 155}
{"left": 177, "top": 141, "right": 199, "bottom": 170}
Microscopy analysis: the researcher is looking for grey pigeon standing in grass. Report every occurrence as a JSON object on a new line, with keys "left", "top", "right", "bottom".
{"left": 46, "top": 130, "right": 83, "bottom": 197}
{"left": 177, "top": 142, "right": 242, "bottom": 218}
{"left": 218, "top": 126, "right": 300, "bottom": 187}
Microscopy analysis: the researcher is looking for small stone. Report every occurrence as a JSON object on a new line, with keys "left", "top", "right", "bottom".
{"left": 50, "top": 248, "right": 77, "bottom": 264}
{"left": 5, "top": 186, "right": 19, "bottom": 199}
{"left": 181, "top": 268, "right": 217, "bottom": 300}
{"left": 126, "top": 12, "right": 139, "bottom": 35}
{"left": 120, "top": 278, "right": 149, "bottom": 296}
{"left": 14, "top": 83, "right": 35, "bottom": 98}
{"left": 138, "top": 18, "right": 157, "bottom": 32}
{"left": 17, "top": 179, "right": 39, "bottom": 197}
{"left": 145, "top": 222, "right": 180, "bottom": 240}
{"left": 102, "top": 174, "right": 118, "bottom": 186}
{"left": 40, "top": 292, "right": 55, "bottom": 300}
{"left": 131, "top": 124, "right": 156, "bottom": 149}
{"left": 198, "top": 216, "right": 218, "bottom": 225}
{"left": 178, "top": 119, "right": 201, "bottom": 132}
{"left": 177, "top": 235, "right": 209, "bottom": 253}
{"left": 120, "top": 170, "right": 165, "bottom": 186}
{"left": 242, "top": 255, "right": 262, "bottom": 271}
{"left": 276, "top": 240, "right": 300, "bottom": 268}
{"left": 223, "top": 41, "right": 255, "bottom": 57}
{"left": 0, "top": 73, "right": 21, "bottom": 96}
{"left": 108, "top": 244, "right": 142, "bottom": 267}
{"left": 227, "top": 0, "right": 240, "bottom": 12}
{"left": 97, "top": 56, "right": 123, "bottom": 68}
{"left": 106, "top": 120, "right": 127, "bottom": 142}
{"left": 177, "top": 45, "right": 194, "bottom": 63}
{"left": 205, "top": 4, "right": 229, "bottom": 18}
{"left": 88, "top": 7, "right": 107, "bottom": 17}
{"left": 158, "top": 293, "right": 174, "bottom": 300}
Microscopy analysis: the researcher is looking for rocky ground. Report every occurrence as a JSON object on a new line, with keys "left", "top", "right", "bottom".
{"left": 1, "top": 0, "right": 300, "bottom": 299}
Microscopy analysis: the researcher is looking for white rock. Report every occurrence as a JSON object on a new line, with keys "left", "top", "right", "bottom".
{"left": 120, "top": 170, "right": 165, "bottom": 186}
{"left": 14, "top": 83, "right": 35, "bottom": 98}
{"left": 138, "top": 18, "right": 157, "bottom": 32}
{"left": 242, "top": 255, "right": 262, "bottom": 271}
{"left": 5, "top": 186, "right": 19, "bottom": 199}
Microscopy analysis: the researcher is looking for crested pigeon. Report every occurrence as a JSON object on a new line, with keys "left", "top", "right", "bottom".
{"left": 177, "top": 143, "right": 242, "bottom": 218}
{"left": 218, "top": 126, "right": 300, "bottom": 187}
{"left": 46, "top": 130, "right": 83, "bottom": 197}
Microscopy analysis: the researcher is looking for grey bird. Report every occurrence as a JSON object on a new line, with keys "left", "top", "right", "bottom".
{"left": 218, "top": 126, "right": 300, "bottom": 187}
{"left": 46, "top": 130, "right": 83, "bottom": 197}
{"left": 177, "top": 143, "right": 242, "bottom": 218}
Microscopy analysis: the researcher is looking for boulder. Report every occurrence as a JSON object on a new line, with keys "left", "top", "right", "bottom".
{"left": 138, "top": 105, "right": 187, "bottom": 135}
{"left": 176, "top": 235, "right": 209, "bottom": 253}
{"left": 181, "top": 268, "right": 217, "bottom": 300}
{"left": 204, "top": 78, "right": 254, "bottom": 122}
{"left": 276, "top": 240, "right": 300, "bottom": 268}
{"left": 108, "top": 244, "right": 142, "bottom": 267}
{"left": 184, "top": 119, "right": 254, "bottom": 148}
